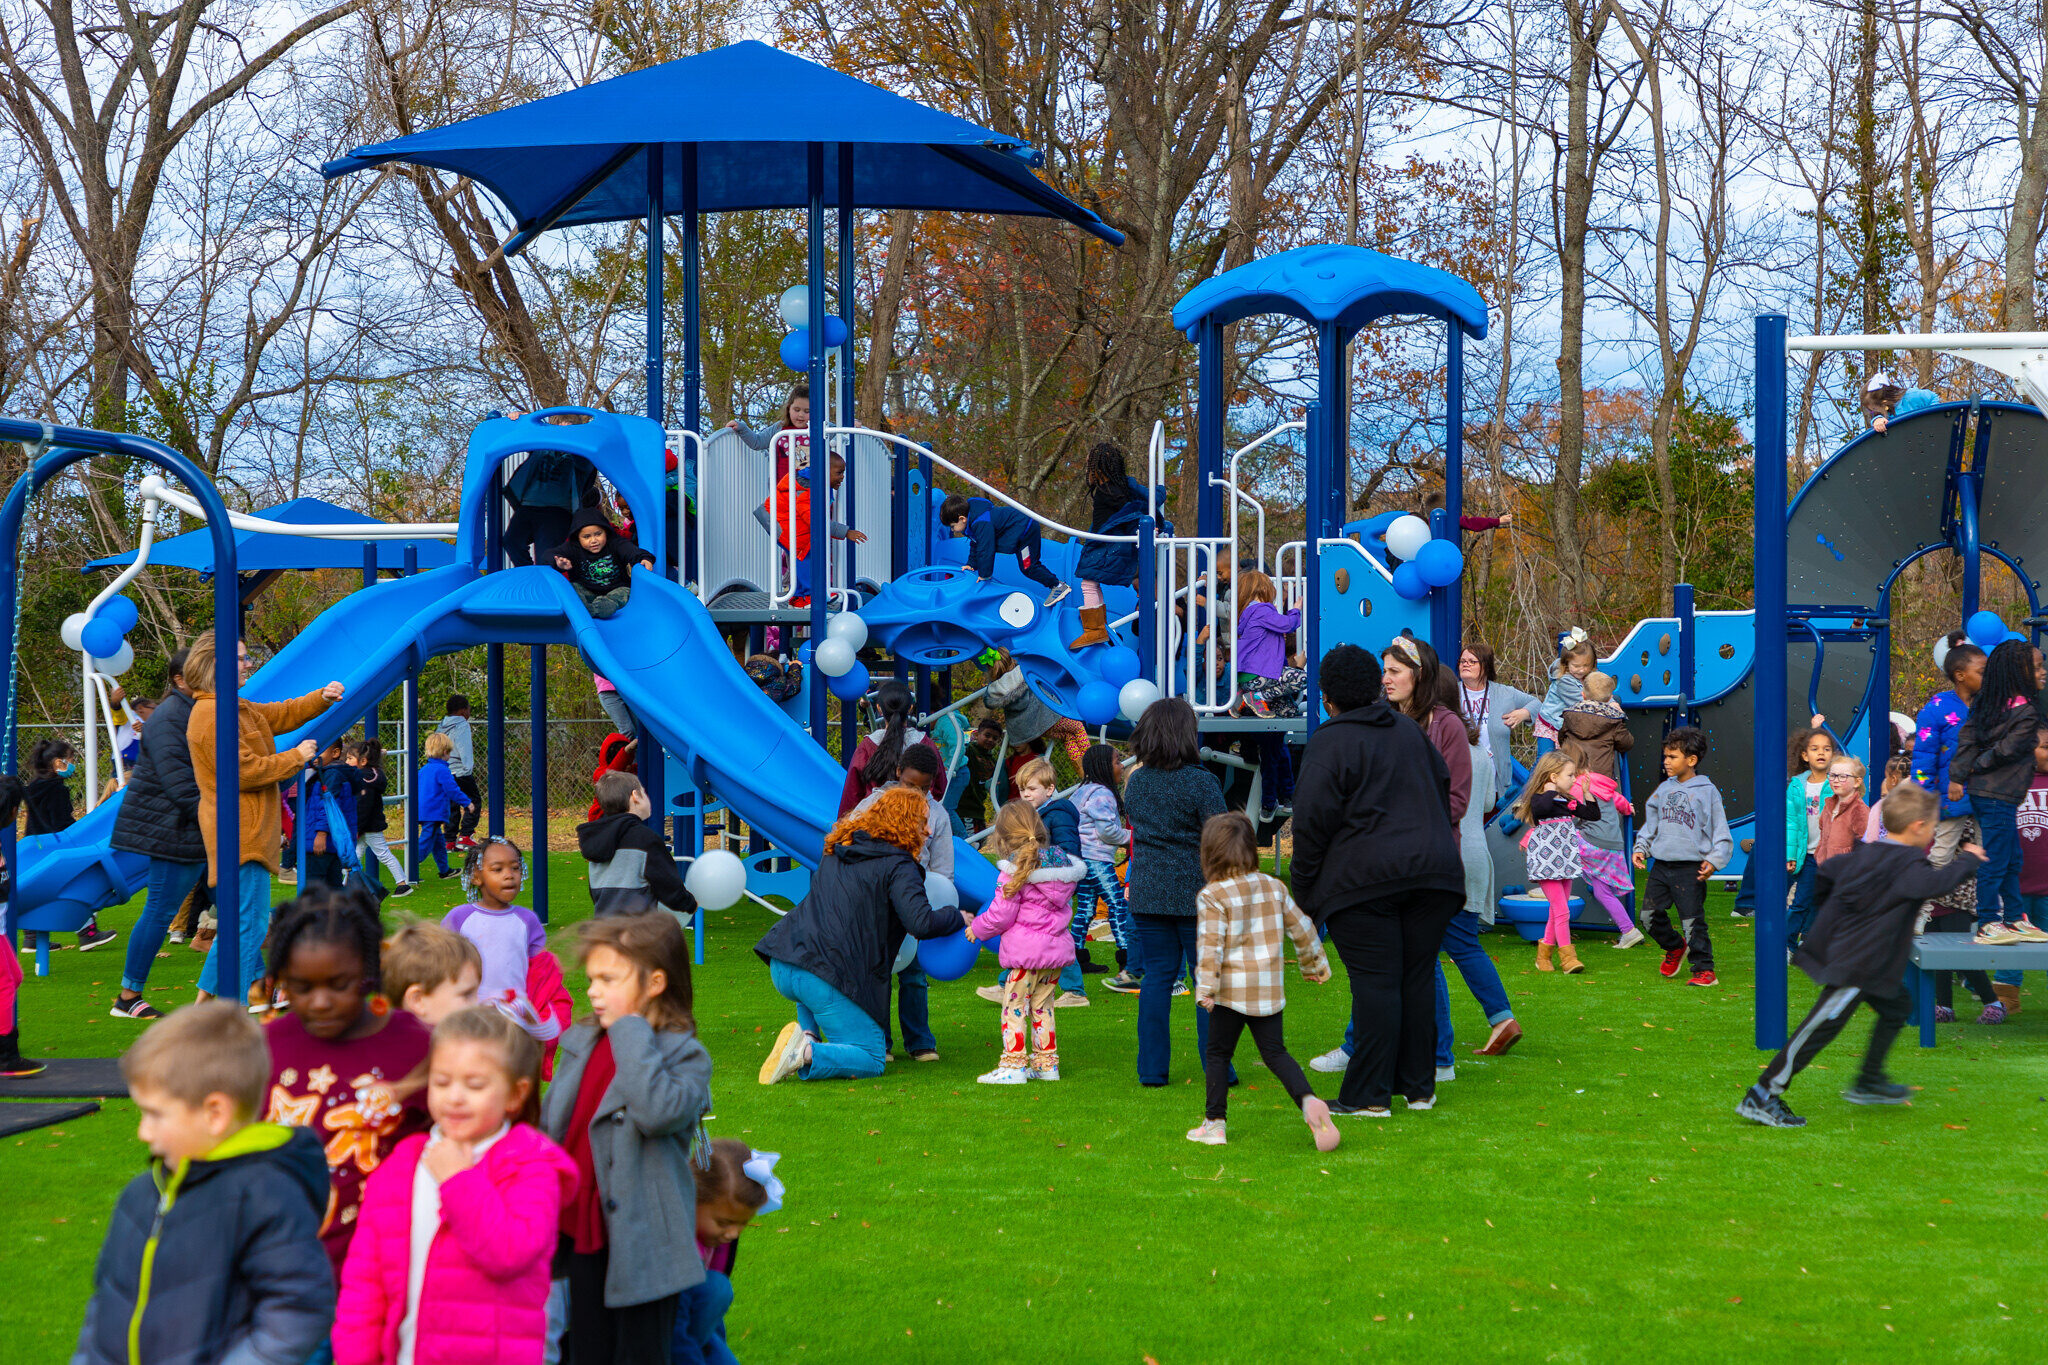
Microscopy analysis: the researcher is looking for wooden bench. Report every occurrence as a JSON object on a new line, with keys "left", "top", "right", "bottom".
{"left": 1906, "top": 939, "right": 2048, "bottom": 1046}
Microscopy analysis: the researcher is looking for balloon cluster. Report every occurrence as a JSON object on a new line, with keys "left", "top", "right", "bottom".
{"left": 1075, "top": 646, "right": 1143, "bottom": 726}
{"left": 810, "top": 612, "right": 872, "bottom": 700}
{"left": 1963, "top": 610, "right": 2027, "bottom": 652}
{"left": 61, "top": 595, "right": 139, "bottom": 675}
{"left": 1381, "top": 514, "right": 1466, "bottom": 602}
{"left": 776, "top": 285, "right": 850, "bottom": 373}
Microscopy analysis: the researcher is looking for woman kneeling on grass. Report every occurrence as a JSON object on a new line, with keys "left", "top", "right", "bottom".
{"left": 756, "top": 787, "right": 971, "bottom": 1083}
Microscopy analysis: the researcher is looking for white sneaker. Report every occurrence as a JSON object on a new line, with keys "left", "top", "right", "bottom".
{"left": 976, "top": 985, "right": 1006, "bottom": 1003}
{"left": 1435, "top": 1064, "right": 1456, "bottom": 1082}
{"left": 1043, "top": 582, "right": 1072, "bottom": 608}
{"left": 1026, "top": 1065, "right": 1061, "bottom": 1081}
{"left": 758, "top": 1023, "right": 812, "bottom": 1085}
{"left": 1308, "top": 1046, "right": 1350, "bottom": 1073}
{"left": 1975, "top": 922, "right": 2021, "bottom": 945}
{"left": 2008, "top": 917, "right": 2048, "bottom": 943}
{"left": 1407, "top": 1094, "right": 1437, "bottom": 1111}
{"left": 1053, "top": 991, "right": 1090, "bottom": 1008}
{"left": 1614, "top": 928, "right": 1645, "bottom": 949}
{"left": 977, "top": 1067, "right": 1028, "bottom": 1085}
{"left": 1185, "top": 1118, "right": 1227, "bottom": 1145}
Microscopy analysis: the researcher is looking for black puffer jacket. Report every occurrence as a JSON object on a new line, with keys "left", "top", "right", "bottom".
{"left": 754, "top": 832, "right": 962, "bottom": 1028}
{"left": 1952, "top": 697, "right": 2040, "bottom": 805}
{"left": 1797, "top": 840, "right": 1980, "bottom": 992}
{"left": 110, "top": 689, "right": 204, "bottom": 862}
{"left": 1289, "top": 701, "right": 1466, "bottom": 924}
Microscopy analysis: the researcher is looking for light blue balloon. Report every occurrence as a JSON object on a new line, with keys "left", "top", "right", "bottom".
{"left": 1413, "top": 539, "right": 1465, "bottom": 588}
{"left": 1391, "top": 561, "right": 1429, "bottom": 601}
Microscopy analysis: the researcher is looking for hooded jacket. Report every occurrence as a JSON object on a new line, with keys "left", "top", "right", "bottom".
{"left": 1910, "top": 688, "right": 1974, "bottom": 820}
{"left": 1289, "top": 701, "right": 1466, "bottom": 924}
{"left": 1796, "top": 839, "right": 1980, "bottom": 993}
{"left": 416, "top": 756, "right": 470, "bottom": 826}
{"left": 968, "top": 849, "right": 1085, "bottom": 969}
{"left": 1952, "top": 695, "right": 2041, "bottom": 806}
{"left": 1558, "top": 700, "right": 1634, "bottom": 780}
{"left": 1075, "top": 477, "right": 1164, "bottom": 584}
{"left": 110, "top": 689, "right": 204, "bottom": 863}
{"left": 551, "top": 508, "right": 652, "bottom": 596}
{"left": 577, "top": 809, "right": 693, "bottom": 918}
{"left": 74, "top": 1123, "right": 333, "bottom": 1365}
{"left": 753, "top": 831, "right": 964, "bottom": 1028}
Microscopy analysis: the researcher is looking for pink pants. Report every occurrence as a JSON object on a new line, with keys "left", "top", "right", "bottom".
{"left": 1536, "top": 880, "right": 1574, "bottom": 946}
{"left": 0, "top": 935, "right": 19, "bottom": 1033}
{"left": 1080, "top": 580, "right": 1103, "bottom": 608}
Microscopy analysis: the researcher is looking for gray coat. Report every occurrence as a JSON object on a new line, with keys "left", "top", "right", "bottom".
{"left": 1124, "top": 764, "right": 1227, "bottom": 918}
{"left": 1461, "top": 681, "right": 1537, "bottom": 806}
{"left": 540, "top": 1015, "right": 712, "bottom": 1308}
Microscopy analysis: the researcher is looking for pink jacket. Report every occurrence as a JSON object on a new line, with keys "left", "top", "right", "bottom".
{"left": 333, "top": 1123, "right": 577, "bottom": 1365}
{"left": 968, "top": 849, "right": 1084, "bottom": 970}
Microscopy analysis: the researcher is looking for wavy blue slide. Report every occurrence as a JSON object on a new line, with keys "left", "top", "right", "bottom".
{"left": 15, "top": 565, "right": 996, "bottom": 942}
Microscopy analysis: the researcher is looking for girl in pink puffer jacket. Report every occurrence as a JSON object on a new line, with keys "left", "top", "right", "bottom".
{"left": 333, "top": 1007, "right": 577, "bottom": 1365}
{"left": 968, "top": 800, "right": 1084, "bottom": 1086}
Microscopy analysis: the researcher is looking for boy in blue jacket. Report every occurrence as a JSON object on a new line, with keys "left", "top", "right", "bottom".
{"left": 76, "top": 1001, "right": 333, "bottom": 1365}
{"left": 416, "top": 730, "right": 473, "bottom": 880}
{"left": 941, "top": 493, "right": 1070, "bottom": 606}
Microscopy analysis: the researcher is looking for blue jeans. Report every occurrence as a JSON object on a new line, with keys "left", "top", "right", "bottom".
{"left": 673, "top": 1269, "right": 738, "bottom": 1365}
{"left": 1972, "top": 795, "right": 2024, "bottom": 926}
{"left": 896, "top": 963, "right": 935, "bottom": 1055}
{"left": 415, "top": 820, "right": 451, "bottom": 877}
{"left": 121, "top": 857, "right": 204, "bottom": 993}
{"left": 942, "top": 776, "right": 971, "bottom": 840}
{"left": 1785, "top": 855, "right": 1819, "bottom": 952}
{"left": 1134, "top": 914, "right": 1225, "bottom": 1085}
{"left": 768, "top": 959, "right": 885, "bottom": 1080}
{"left": 196, "top": 864, "right": 274, "bottom": 999}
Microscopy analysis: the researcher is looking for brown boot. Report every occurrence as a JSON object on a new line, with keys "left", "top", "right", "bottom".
{"left": 1068, "top": 605, "right": 1111, "bottom": 651}
{"left": 1559, "top": 942, "right": 1586, "bottom": 974}
{"left": 1535, "top": 943, "right": 1555, "bottom": 972}
{"left": 1994, "top": 982, "right": 2022, "bottom": 1014}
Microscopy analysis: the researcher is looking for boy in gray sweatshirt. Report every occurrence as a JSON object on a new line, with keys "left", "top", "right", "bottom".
{"left": 1632, "top": 726, "right": 1734, "bottom": 985}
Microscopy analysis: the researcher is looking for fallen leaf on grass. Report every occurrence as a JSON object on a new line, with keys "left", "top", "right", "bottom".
{"left": 1944, "top": 1124, "right": 1967, "bottom": 1130}
{"left": 1727, "top": 1297, "right": 1742, "bottom": 1304}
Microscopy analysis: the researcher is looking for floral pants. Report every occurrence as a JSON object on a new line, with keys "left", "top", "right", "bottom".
{"left": 998, "top": 967, "right": 1061, "bottom": 1070}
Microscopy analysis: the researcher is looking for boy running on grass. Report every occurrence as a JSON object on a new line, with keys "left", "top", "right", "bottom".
{"left": 1738, "top": 783, "right": 1983, "bottom": 1128}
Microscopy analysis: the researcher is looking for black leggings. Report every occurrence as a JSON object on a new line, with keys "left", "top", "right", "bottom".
{"left": 564, "top": 1247, "right": 677, "bottom": 1365}
{"left": 1925, "top": 913, "right": 1996, "bottom": 1008}
{"left": 1204, "top": 1005, "right": 1316, "bottom": 1120}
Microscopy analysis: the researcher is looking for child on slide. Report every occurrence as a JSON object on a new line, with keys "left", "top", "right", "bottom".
{"left": 552, "top": 508, "right": 654, "bottom": 619}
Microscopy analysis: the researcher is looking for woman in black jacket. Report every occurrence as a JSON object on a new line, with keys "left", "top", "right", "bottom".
{"left": 1124, "top": 697, "right": 1228, "bottom": 1085}
{"left": 109, "top": 650, "right": 203, "bottom": 1014}
{"left": 756, "top": 787, "right": 967, "bottom": 1083}
{"left": 1950, "top": 637, "right": 2044, "bottom": 934}
{"left": 1290, "top": 645, "right": 1466, "bottom": 1116}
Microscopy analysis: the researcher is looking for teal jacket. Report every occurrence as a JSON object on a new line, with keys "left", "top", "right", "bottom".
{"left": 1786, "top": 774, "right": 1826, "bottom": 869}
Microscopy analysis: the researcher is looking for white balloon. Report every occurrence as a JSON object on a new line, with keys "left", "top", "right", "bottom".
{"left": 826, "top": 612, "right": 869, "bottom": 651}
{"left": 60, "top": 612, "right": 89, "bottom": 652}
{"left": 813, "top": 637, "right": 856, "bottom": 678}
{"left": 1119, "top": 677, "right": 1163, "bottom": 722}
{"left": 1931, "top": 636, "right": 1951, "bottom": 671}
{"left": 924, "top": 870, "right": 960, "bottom": 911}
{"left": 778, "top": 285, "right": 811, "bottom": 329}
{"left": 684, "top": 848, "right": 747, "bottom": 911}
{"left": 1384, "top": 514, "right": 1433, "bottom": 562}
{"left": 91, "top": 641, "right": 135, "bottom": 676}
{"left": 892, "top": 934, "right": 918, "bottom": 974}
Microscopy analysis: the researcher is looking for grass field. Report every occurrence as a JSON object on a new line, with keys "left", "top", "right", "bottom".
{"left": 4, "top": 856, "right": 2046, "bottom": 1363}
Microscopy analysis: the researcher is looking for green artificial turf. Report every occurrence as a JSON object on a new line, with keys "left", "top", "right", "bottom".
{"left": 4, "top": 859, "right": 2046, "bottom": 1362}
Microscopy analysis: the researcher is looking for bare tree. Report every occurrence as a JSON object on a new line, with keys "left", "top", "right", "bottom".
{"left": 1931, "top": 0, "right": 2048, "bottom": 329}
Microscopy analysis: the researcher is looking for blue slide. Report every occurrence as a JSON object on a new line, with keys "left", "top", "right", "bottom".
{"left": 15, "top": 564, "right": 997, "bottom": 934}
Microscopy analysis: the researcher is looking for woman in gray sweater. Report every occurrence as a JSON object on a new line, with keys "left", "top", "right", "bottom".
{"left": 1123, "top": 697, "right": 1227, "bottom": 1085}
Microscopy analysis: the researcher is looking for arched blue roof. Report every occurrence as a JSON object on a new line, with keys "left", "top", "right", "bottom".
{"left": 1172, "top": 245, "right": 1487, "bottom": 338}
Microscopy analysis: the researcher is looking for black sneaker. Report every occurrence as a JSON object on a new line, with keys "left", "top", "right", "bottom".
{"left": 109, "top": 997, "right": 163, "bottom": 1021}
{"left": 76, "top": 926, "right": 118, "bottom": 952}
{"left": 1736, "top": 1086, "right": 1806, "bottom": 1127}
{"left": 1841, "top": 1080, "right": 1910, "bottom": 1106}
{"left": 387, "top": 883, "right": 415, "bottom": 898}
{"left": 0, "top": 1056, "right": 47, "bottom": 1078}
{"left": 1080, "top": 960, "right": 1111, "bottom": 974}
{"left": 1328, "top": 1102, "right": 1392, "bottom": 1118}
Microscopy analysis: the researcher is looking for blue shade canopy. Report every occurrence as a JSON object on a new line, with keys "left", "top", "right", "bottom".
{"left": 84, "top": 499, "right": 456, "bottom": 576}
{"left": 322, "top": 41, "right": 1121, "bottom": 248}
{"left": 1173, "top": 245, "right": 1487, "bottom": 338}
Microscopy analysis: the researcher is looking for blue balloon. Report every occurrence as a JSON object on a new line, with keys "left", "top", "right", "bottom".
{"left": 1413, "top": 538, "right": 1465, "bottom": 588}
{"left": 821, "top": 314, "right": 849, "bottom": 348}
{"left": 1391, "top": 561, "right": 1429, "bottom": 601}
{"left": 1097, "top": 646, "right": 1141, "bottom": 687}
{"left": 2009, "top": 630, "right": 2031, "bottom": 644}
{"left": 1967, "top": 610, "right": 2007, "bottom": 649}
{"left": 80, "top": 616, "right": 124, "bottom": 657}
{"left": 98, "top": 595, "right": 138, "bottom": 631}
{"left": 826, "top": 660, "right": 870, "bottom": 700}
{"left": 917, "top": 929, "right": 980, "bottom": 981}
{"left": 779, "top": 329, "right": 812, "bottom": 373}
{"left": 1077, "top": 681, "right": 1120, "bottom": 727}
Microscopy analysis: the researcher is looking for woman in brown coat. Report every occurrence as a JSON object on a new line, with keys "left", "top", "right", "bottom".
{"left": 186, "top": 631, "right": 341, "bottom": 1003}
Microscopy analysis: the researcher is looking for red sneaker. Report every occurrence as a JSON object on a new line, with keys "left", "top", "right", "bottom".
{"left": 1688, "top": 970, "right": 1718, "bottom": 987}
{"left": 1659, "top": 946, "right": 1688, "bottom": 978}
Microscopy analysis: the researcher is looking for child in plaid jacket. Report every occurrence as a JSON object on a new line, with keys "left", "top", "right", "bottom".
{"left": 1188, "top": 812, "right": 1341, "bottom": 1151}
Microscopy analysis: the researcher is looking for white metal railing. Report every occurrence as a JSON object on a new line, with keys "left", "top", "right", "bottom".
{"left": 832, "top": 425, "right": 1142, "bottom": 546}
{"left": 137, "top": 475, "right": 458, "bottom": 538}
{"left": 1273, "top": 540, "right": 1307, "bottom": 614}
{"left": 764, "top": 429, "right": 859, "bottom": 611}
{"left": 665, "top": 426, "right": 704, "bottom": 588}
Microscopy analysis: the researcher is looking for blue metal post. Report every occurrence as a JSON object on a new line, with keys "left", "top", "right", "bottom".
{"left": 529, "top": 644, "right": 548, "bottom": 922}
{"left": 1302, "top": 402, "right": 1323, "bottom": 730}
{"left": 646, "top": 144, "right": 664, "bottom": 426}
{"left": 1958, "top": 472, "right": 1981, "bottom": 618}
{"left": 641, "top": 145, "right": 671, "bottom": 838}
{"left": 403, "top": 544, "right": 419, "bottom": 882}
{"left": 805, "top": 142, "right": 830, "bottom": 743}
{"left": 1754, "top": 314, "right": 1790, "bottom": 1051}
{"left": 1444, "top": 325, "right": 1466, "bottom": 651}
{"left": 836, "top": 143, "right": 860, "bottom": 762}
{"left": 1197, "top": 318, "right": 1225, "bottom": 541}
{"left": 1137, "top": 514, "right": 1157, "bottom": 684}
{"left": 1674, "top": 582, "right": 1697, "bottom": 727}
{"left": 484, "top": 465, "right": 505, "bottom": 839}
{"left": 680, "top": 144, "right": 700, "bottom": 435}
{"left": 362, "top": 543, "right": 379, "bottom": 744}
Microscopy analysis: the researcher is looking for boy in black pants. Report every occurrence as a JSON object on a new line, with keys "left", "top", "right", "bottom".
{"left": 1632, "top": 727, "right": 1733, "bottom": 986}
{"left": 1739, "top": 783, "right": 1983, "bottom": 1127}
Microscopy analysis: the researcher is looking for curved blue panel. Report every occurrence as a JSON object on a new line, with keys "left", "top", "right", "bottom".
{"left": 1172, "top": 244, "right": 1487, "bottom": 338}
{"left": 458, "top": 408, "right": 669, "bottom": 573}
{"left": 1315, "top": 540, "right": 1430, "bottom": 656}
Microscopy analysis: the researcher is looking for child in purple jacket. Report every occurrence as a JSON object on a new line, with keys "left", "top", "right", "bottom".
{"left": 967, "top": 800, "right": 1084, "bottom": 1086}
{"left": 1234, "top": 570, "right": 1301, "bottom": 819}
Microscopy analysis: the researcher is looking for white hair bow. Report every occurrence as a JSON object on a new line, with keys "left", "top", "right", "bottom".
{"left": 744, "top": 1149, "right": 785, "bottom": 1215}
{"left": 1561, "top": 627, "right": 1589, "bottom": 648}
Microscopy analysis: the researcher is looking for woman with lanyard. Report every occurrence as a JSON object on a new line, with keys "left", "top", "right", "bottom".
{"left": 1457, "top": 643, "right": 1539, "bottom": 816}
